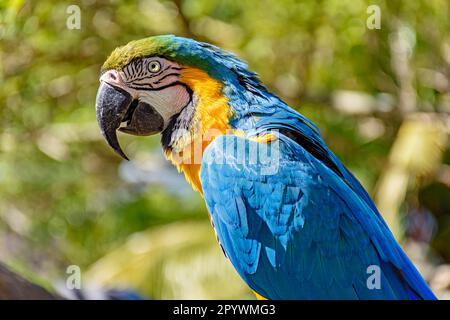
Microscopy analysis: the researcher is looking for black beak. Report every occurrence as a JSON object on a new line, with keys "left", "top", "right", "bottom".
{"left": 95, "top": 82, "right": 164, "bottom": 160}
{"left": 96, "top": 82, "right": 133, "bottom": 160}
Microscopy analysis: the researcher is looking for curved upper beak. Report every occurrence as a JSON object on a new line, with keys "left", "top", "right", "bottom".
{"left": 95, "top": 81, "right": 133, "bottom": 160}
{"left": 95, "top": 73, "right": 165, "bottom": 160}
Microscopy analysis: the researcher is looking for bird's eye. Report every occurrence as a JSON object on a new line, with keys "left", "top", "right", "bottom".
{"left": 148, "top": 61, "right": 161, "bottom": 73}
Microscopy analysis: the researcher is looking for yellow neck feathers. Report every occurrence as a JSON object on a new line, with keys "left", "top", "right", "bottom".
{"left": 164, "top": 67, "right": 232, "bottom": 193}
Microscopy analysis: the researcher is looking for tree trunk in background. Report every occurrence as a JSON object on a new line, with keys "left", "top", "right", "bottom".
{"left": 0, "top": 263, "right": 59, "bottom": 300}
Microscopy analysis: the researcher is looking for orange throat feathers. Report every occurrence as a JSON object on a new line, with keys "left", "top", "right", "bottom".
{"left": 164, "top": 67, "right": 232, "bottom": 193}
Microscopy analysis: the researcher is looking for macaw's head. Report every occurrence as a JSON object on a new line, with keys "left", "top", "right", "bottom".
{"left": 96, "top": 35, "right": 264, "bottom": 160}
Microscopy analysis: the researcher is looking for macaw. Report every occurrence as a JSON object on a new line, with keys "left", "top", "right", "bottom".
{"left": 95, "top": 35, "right": 436, "bottom": 300}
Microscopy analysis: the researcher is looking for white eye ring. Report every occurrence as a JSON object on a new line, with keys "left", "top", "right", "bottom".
{"left": 148, "top": 61, "right": 161, "bottom": 73}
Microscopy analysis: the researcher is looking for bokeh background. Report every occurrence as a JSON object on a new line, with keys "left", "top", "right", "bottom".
{"left": 0, "top": 0, "right": 449, "bottom": 299}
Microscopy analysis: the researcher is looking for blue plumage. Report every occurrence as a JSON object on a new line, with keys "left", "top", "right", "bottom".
{"left": 201, "top": 133, "right": 436, "bottom": 299}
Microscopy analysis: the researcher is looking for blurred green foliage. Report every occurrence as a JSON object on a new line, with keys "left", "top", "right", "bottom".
{"left": 0, "top": 0, "right": 449, "bottom": 298}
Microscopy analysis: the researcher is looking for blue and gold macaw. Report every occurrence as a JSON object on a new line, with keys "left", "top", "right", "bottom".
{"left": 95, "top": 35, "right": 436, "bottom": 300}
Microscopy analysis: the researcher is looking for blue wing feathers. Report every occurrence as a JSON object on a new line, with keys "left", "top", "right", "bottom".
{"left": 200, "top": 132, "right": 436, "bottom": 300}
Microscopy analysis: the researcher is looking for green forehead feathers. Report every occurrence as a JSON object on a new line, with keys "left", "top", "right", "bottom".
{"left": 102, "top": 36, "right": 179, "bottom": 71}
{"left": 101, "top": 35, "right": 257, "bottom": 84}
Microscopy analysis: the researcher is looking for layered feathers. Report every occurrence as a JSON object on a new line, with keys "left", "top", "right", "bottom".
{"left": 201, "top": 134, "right": 435, "bottom": 299}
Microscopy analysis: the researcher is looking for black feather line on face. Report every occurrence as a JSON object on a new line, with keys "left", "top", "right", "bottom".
{"left": 153, "top": 72, "right": 180, "bottom": 84}
{"left": 129, "top": 80, "right": 187, "bottom": 92}
{"left": 128, "top": 81, "right": 154, "bottom": 90}
{"left": 123, "top": 65, "right": 130, "bottom": 78}
{"left": 131, "top": 62, "right": 137, "bottom": 76}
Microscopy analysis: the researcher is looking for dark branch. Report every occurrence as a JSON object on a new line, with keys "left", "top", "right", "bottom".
{"left": 0, "top": 263, "right": 60, "bottom": 300}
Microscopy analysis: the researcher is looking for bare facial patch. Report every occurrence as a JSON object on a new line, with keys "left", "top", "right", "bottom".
{"left": 121, "top": 57, "right": 183, "bottom": 90}
{"left": 119, "top": 57, "right": 191, "bottom": 128}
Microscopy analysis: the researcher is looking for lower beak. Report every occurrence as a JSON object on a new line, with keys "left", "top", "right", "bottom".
{"left": 95, "top": 82, "right": 164, "bottom": 160}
